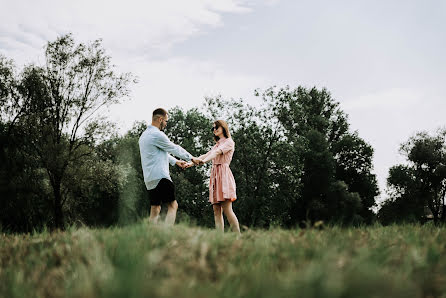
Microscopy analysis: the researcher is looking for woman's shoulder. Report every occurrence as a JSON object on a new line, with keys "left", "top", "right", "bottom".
{"left": 219, "top": 137, "right": 234, "bottom": 145}
{"left": 225, "top": 137, "right": 234, "bottom": 144}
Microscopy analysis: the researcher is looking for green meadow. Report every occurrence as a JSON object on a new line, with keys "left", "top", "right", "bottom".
{"left": 1, "top": 223, "right": 445, "bottom": 298}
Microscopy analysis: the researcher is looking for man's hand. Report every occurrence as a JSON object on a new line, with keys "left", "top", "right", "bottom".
{"left": 176, "top": 160, "right": 187, "bottom": 169}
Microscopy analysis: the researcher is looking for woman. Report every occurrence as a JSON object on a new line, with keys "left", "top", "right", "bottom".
{"left": 186, "top": 120, "right": 240, "bottom": 233}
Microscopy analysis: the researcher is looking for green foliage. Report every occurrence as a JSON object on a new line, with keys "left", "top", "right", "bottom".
{"left": 333, "top": 133, "right": 379, "bottom": 222}
{"left": 254, "top": 86, "right": 378, "bottom": 225}
{"left": 0, "top": 34, "right": 134, "bottom": 230}
{"left": 0, "top": 122, "right": 52, "bottom": 232}
{"left": 1, "top": 224, "right": 445, "bottom": 298}
{"left": 99, "top": 125, "right": 150, "bottom": 224}
{"left": 1, "top": 36, "right": 380, "bottom": 231}
{"left": 379, "top": 129, "right": 446, "bottom": 224}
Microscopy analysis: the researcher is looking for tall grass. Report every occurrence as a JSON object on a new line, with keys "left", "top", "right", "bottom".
{"left": 1, "top": 223, "right": 445, "bottom": 298}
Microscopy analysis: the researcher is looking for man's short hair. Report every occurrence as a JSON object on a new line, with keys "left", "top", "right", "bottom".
{"left": 152, "top": 108, "right": 168, "bottom": 120}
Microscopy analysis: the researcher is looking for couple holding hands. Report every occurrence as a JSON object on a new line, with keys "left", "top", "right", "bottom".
{"left": 139, "top": 108, "right": 240, "bottom": 233}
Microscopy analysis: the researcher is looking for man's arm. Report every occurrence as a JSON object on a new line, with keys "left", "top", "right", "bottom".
{"left": 168, "top": 154, "right": 178, "bottom": 166}
{"left": 169, "top": 154, "right": 187, "bottom": 169}
{"left": 154, "top": 131, "right": 193, "bottom": 161}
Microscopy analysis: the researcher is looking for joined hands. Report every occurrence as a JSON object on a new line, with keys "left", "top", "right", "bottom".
{"left": 175, "top": 160, "right": 188, "bottom": 169}
{"left": 176, "top": 157, "right": 204, "bottom": 169}
{"left": 191, "top": 157, "right": 204, "bottom": 166}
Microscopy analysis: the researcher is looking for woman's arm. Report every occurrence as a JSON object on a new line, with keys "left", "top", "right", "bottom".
{"left": 198, "top": 150, "right": 212, "bottom": 161}
{"left": 185, "top": 148, "right": 222, "bottom": 168}
{"left": 202, "top": 148, "right": 222, "bottom": 163}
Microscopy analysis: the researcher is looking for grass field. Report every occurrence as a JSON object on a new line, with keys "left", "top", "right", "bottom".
{"left": 1, "top": 222, "right": 445, "bottom": 298}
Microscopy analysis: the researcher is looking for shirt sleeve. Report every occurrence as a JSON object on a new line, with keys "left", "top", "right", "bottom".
{"left": 154, "top": 131, "right": 193, "bottom": 161}
{"left": 219, "top": 139, "right": 235, "bottom": 154}
{"left": 168, "top": 154, "right": 177, "bottom": 166}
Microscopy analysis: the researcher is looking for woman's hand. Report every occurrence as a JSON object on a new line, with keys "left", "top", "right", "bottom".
{"left": 184, "top": 161, "right": 195, "bottom": 169}
{"left": 191, "top": 157, "right": 204, "bottom": 166}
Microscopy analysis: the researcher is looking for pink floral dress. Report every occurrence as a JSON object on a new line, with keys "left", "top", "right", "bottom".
{"left": 207, "top": 138, "right": 237, "bottom": 204}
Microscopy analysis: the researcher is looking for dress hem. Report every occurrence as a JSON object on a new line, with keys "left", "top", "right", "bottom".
{"left": 210, "top": 198, "right": 237, "bottom": 205}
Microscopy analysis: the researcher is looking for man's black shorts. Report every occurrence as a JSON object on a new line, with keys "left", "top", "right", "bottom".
{"left": 147, "top": 178, "right": 176, "bottom": 206}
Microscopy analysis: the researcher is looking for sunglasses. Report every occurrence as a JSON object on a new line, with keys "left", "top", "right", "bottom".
{"left": 211, "top": 126, "right": 219, "bottom": 131}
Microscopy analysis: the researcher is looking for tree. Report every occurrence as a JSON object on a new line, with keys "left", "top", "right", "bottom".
{"left": 0, "top": 121, "right": 53, "bottom": 232}
{"left": 1, "top": 56, "right": 52, "bottom": 232}
{"left": 380, "top": 129, "right": 446, "bottom": 224}
{"left": 378, "top": 165, "right": 422, "bottom": 224}
{"left": 258, "top": 86, "right": 377, "bottom": 225}
{"left": 0, "top": 55, "right": 23, "bottom": 133}
{"left": 332, "top": 132, "right": 379, "bottom": 223}
{"left": 2, "top": 34, "right": 134, "bottom": 229}
{"left": 300, "top": 128, "right": 336, "bottom": 222}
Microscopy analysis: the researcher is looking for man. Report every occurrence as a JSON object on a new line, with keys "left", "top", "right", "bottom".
{"left": 139, "top": 108, "right": 199, "bottom": 225}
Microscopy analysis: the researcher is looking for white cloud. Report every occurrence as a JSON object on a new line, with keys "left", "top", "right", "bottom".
{"left": 0, "top": 0, "right": 262, "bottom": 132}
{"left": 0, "top": 0, "right": 251, "bottom": 64}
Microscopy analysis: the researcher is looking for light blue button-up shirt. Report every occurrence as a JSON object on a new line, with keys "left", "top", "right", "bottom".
{"left": 139, "top": 125, "right": 193, "bottom": 190}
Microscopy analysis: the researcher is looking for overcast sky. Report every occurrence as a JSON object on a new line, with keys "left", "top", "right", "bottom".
{"left": 1, "top": 0, "right": 445, "bottom": 203}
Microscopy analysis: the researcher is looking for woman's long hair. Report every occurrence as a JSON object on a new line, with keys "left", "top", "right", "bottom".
{"left": 213, "top": 120, "right": 231, "bottom": 142}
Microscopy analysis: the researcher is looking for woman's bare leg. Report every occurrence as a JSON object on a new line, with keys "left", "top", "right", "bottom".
{"left": 213, "top": 203, "right": 224, "bottom": 232}
{"left": 221, "top": 201, "right": 240, "bottom": 234}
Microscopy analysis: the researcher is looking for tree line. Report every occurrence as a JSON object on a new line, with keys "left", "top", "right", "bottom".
{"left": 0, "top": 35, "right": 444, "bottom": 232}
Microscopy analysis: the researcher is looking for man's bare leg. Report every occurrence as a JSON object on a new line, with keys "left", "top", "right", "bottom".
{"left": 213, "top": 203, "right": 224, "bottom": 232}
{"left": 149, "top": 205, "right": 161, "bottom": 224}
{"left": 221, "top": 201, "right": 240, "bottom": 234}
{"left": 165, "top": 200, "right": 178, "bottom": 226}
